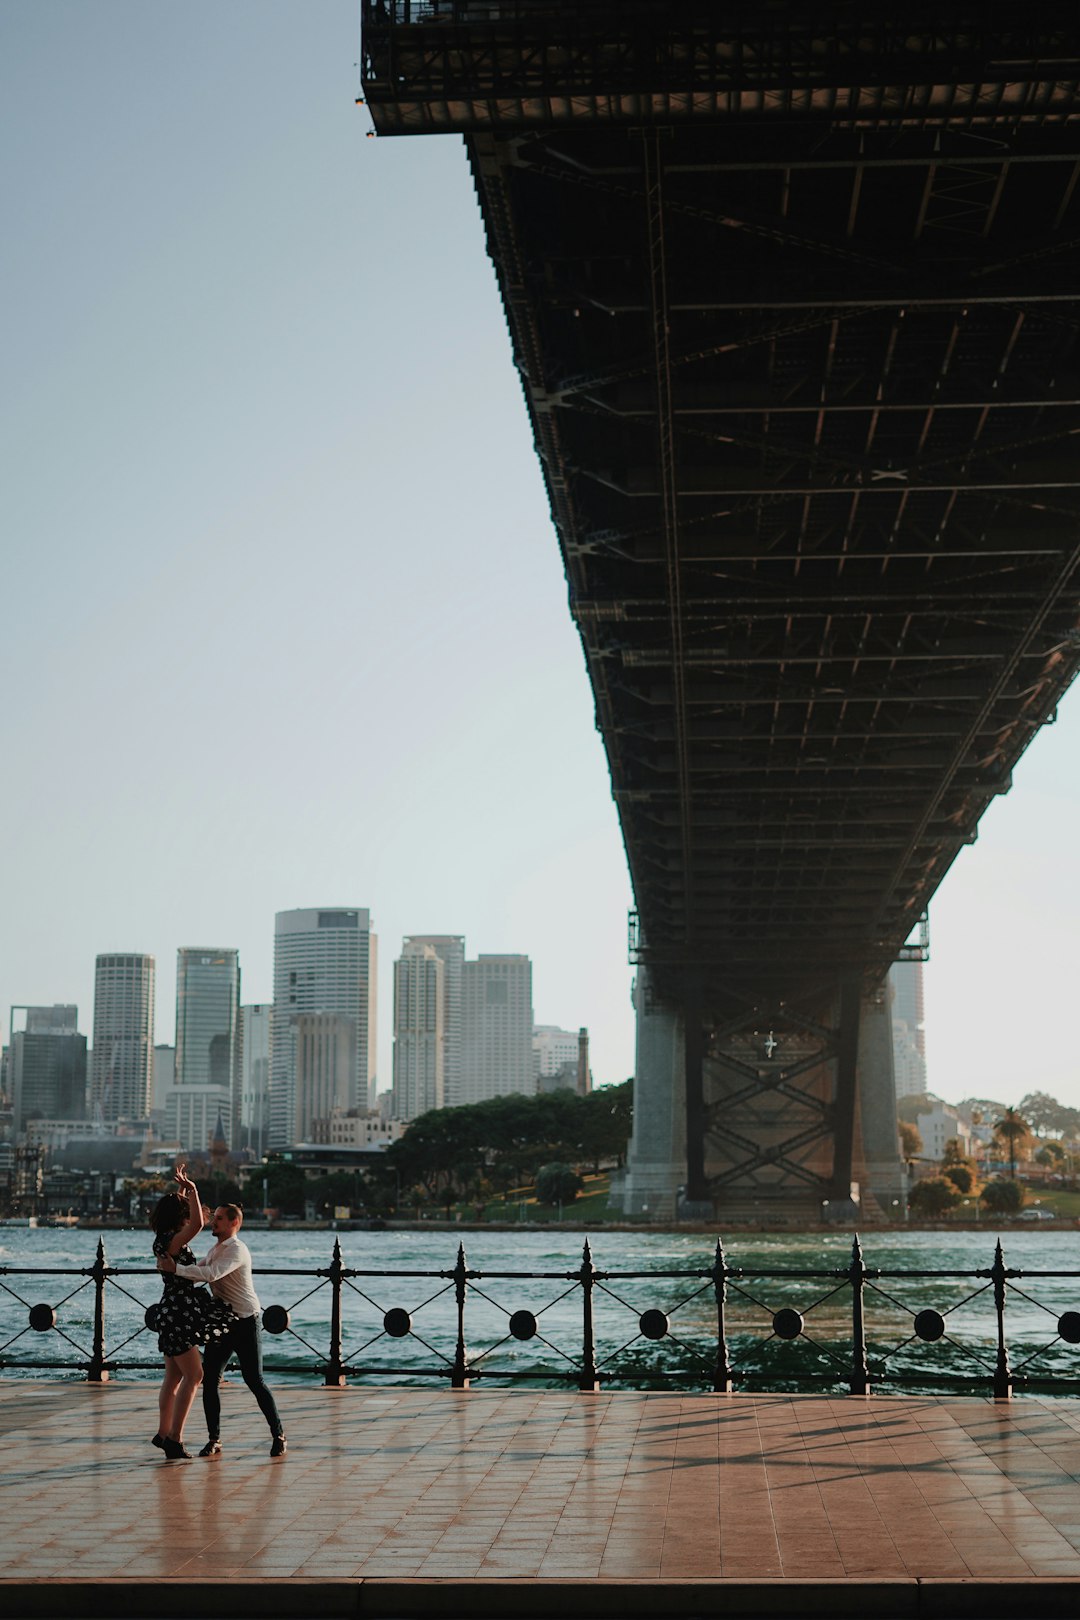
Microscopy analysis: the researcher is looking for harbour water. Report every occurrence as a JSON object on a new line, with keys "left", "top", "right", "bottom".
{"left": 2, "top": 1225, "right": 1078, "bottom": 1391}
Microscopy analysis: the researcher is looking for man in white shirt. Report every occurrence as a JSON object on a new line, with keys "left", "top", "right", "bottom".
{"left": 158, "top": 1202, "right": 286, "bottom": 1458}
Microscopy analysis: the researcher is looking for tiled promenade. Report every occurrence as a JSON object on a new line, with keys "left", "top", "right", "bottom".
{"left": 2, "top": 1381, "right": 1080, "bottom": 1615}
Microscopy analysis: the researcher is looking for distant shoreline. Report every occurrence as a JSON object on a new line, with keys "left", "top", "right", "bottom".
{"left": 46, "top": 1216, "right": 1077, "bottom": 1236}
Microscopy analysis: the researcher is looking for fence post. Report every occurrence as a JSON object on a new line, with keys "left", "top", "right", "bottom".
{"left": 87, "top": 1237, "right": 109, "bottom": 1383}
{"left": 992, "top": 1238, "right": 1012, "bottom": 1401}
{"left": 578, "top": 1238, "right": 600, "bottom": 1391}
{"left": 712, "top": 1237, "right": 733, "bottom": 1393}
{"left": 324, "top": 1237, "right": 346, "bottom": 1387}
{"left": 450, "top": 1242, "right": 470, "bottom": 1389}
{"left": 848, "top": 1233, "right": 869, "bottom": 1395}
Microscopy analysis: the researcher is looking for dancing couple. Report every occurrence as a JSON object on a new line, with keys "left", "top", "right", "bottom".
{"left": 150, "top": 1163, "right": 286, "bottom": 1461}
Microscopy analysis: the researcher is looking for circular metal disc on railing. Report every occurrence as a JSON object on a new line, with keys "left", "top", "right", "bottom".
{"left": 144, "top": 1304, "right": 161, "bottom": 1333}
{"left": 262, "top": 1305, "right": 291, "bottom": 1335}
{"left": 28, "top": 1303, "right": 56, "bottom": 1333}
{"left": 1057, "top": 1310, "right": 1080, "bottom": 1345}
{"left": 383, "top": 1307, "right": 412, "bottom": 1338}
{"left": 508, "top": 1309, "right": 537, "bottom": 1341}
{"left": 914, "top": 1308, "right": 946, "bottom": 1342}
{"left": 639, "top": 1308, "right": 669, "bottom": 1341}
{"left": 772, "top": 1307, "right": 803, "bottom": 1340}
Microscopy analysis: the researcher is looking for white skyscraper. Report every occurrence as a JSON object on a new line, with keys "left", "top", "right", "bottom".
{"left": 461, "top": 955, "right": 534, "bottom": 1107}
{"left": 392, "top": 942, "right": 446, "bottom": 1122}
{"left": 89, "top": 953, "right": 155, "bottom": 1123}
{"left": 890, "top": 962, "right": 928, "bottom": 1101}
{"left": 392, "top": 935, "right": 464, "bottom": 1117}
{"left": 270, "top": 908, "right": 377, "bottom": 1148}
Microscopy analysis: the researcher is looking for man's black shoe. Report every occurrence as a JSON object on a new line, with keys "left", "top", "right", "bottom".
{"left": 270, "top": 1434, "right": 287, "bottom": 1458}
{"left": 199, "top": 1439, "right": 222, "bottom": 1458}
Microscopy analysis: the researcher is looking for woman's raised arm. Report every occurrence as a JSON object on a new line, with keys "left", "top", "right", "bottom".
{"left": 168, "top": 1163, "right": 205, "bottom": 1255}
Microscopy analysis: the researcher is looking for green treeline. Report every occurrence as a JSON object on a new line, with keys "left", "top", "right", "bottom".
{"left": 383, "top": 1082, "right": 633, "bottom": 1212}
{"left": 261, "top": 1082, "right": 633, "bottom": 1217}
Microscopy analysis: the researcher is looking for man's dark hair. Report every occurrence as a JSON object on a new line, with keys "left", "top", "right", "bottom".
{"left": 219, "top": 1203, "right": 243, "bottom": 1224}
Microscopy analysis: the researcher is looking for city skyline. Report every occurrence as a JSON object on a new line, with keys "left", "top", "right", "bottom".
{"left": 3, "top": 4, "right": 1080, "bottom": 1116}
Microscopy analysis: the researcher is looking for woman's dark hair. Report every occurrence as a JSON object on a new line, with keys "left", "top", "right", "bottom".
{"left": 150, "top": 1192, "right": 188, "bottom": 1237}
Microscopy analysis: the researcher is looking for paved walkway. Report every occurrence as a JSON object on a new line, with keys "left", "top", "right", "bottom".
{"left": 2, "top": 1382, "right": 1079, "bottom": 1610}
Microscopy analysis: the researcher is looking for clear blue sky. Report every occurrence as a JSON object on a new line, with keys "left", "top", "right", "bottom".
{"left": 3, "top": 2, "right": 1079, "bottom": 1109}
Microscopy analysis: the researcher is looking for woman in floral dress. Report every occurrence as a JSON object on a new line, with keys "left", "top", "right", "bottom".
{"left": 150, "top": 1164, "right": 236, "bottom": 1460}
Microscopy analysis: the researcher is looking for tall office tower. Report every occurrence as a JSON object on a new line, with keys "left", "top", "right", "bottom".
{"left": 270, "top": 908, "right": 376, "bottom": 1149}
{"left": 8, "top": 1006, "right": 87, "bottom": 1135}
{"left": 392, "top": 942, "right": 446, "bottom": 1122}
{"left": 152, "top": 1045, "right": 176, "bottom": 1114}
{"left": 395, "top": 936, "right": 464, "bottom": 1111}
{"left": 294, "top": 1013, "right": 354, "bottom": 1141}
{"left": 174, "top": 948, "right": 241, "bottom": 1147}
{"left": 90, "top": 954, "right": 155, "bottom": 1122}
{"left": 889, "top": 962, "right": 928, "bottom": 1102}
{"left": 461, "top": 955, "right": 534, "bottom": 1106}
{"left": 238, "top": 1004, "right": 272, "bottom": 1159}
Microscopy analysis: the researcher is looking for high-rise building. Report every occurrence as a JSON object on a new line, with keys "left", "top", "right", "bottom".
{"left": 392, "top": 942, "right": 446, "bottom": 1122}
{"left": 8, "top": 1006, "right": 87, "bottom": 1135}
{"left": 890, "top": 962, "right": 927, "bottom": 1101}
{"left": 270, "top": 908, "right": 377, "bottom": 1148}
{"left": 152, "top": 1045, "right": 176, "bottom": 1114}
{"left": 238, "top": 1004, "right": 272, "bottom": 1160}
{"left": 294, "top": 1013, "right": 354, "bottom": 1142}
{"left": 391, "top": 935, "right": 465, "bottom": 1119}
{"left": 174, "top": 948, "right": 240, "bottom": 1146}
{"left": 533, "top": 1024, "right": 581, "bottom": 1082}
{"left": 461, "top": 955, "right": 534, "bottom": 1107}
{"left": 90, "top": 954, "right": 155, "bottom": 1122}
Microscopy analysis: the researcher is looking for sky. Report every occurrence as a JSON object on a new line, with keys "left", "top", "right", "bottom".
{"left": 3, "top": 3, "right": 1079, "bottom": 1110}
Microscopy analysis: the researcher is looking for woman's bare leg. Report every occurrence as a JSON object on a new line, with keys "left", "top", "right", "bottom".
{"left": 158, "top": 1357, "right": 182, "bottom": 1437}
{"left": 168, "top": 1347, "right": 203, "bottom": 1441}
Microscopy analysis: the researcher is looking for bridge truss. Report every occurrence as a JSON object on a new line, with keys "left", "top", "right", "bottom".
{"left": 363, "top": 3, "right": 1080, "bottom": 1208}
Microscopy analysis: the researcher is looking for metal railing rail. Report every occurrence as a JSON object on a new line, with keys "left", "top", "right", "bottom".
{"left": 3, "top": 1235, "right": 1080, "bottom": 1398}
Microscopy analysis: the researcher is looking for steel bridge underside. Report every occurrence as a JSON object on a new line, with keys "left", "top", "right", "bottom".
{"left": 363, "top": 6, "right": 1080, "bottom": 1204}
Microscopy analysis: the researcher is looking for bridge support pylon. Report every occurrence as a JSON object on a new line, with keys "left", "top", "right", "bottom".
{"left": 615, "top": 967, "right": 905, "bottom": 1224}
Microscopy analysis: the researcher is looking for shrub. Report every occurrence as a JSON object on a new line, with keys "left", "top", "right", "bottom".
{"left": 535, "top": 1162, "right": 583, "bottom": 1207}
{"left": 943, "top": 1162, "right": 976, "bottom": 1195}
{"left": 980, "top": 1178, "right": 1024, "bottom": 1215}
{"left": 908, "top": 1176, "right": 961, "bottom": 1217}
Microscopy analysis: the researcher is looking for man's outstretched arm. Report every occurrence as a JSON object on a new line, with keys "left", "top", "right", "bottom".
{"left": 173, "top": 1240, "right": 242, "bottom": 1285}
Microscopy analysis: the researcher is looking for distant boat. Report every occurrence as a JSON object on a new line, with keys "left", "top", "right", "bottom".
{"left": 0, "top": 1216, "right": 39, "bottom": 1227}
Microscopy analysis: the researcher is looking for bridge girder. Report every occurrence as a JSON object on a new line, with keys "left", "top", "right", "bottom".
{"left": 363, "top": 3, "right": 1080, "bottom": 1209}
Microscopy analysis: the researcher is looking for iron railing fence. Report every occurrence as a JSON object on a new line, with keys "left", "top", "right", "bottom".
{"left": 2, "top": 1236, "right": 1080, "bottom": 1397}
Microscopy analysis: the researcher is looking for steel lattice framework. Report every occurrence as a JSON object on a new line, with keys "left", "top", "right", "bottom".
{"left": 362, "top": 3, "right": 1080, "bottom": 1205}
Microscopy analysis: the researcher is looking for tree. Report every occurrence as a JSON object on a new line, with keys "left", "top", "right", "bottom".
{"left": 535, "top": 1163, "right": 583, "bottom": 1207}
{"left": 899, "top": 1121, "right": 923, "bottom": 1161}
{"left": 261, "top": 1157, "right": 306, "bottom": 1216}
{"left": 1019, "top": 1092, "right": 1080, "bottom": 1141}
{"left": 992, "top": 1109, "right": 1033, "bottom": 1180}
{"left": 908, "top": 1176, "right": 961, "bottom": 1217}
{"left": 942, "top": 1162, "right": 976, "bottom": 1195}
{"left": 940, "top": 1139, "right": 978, "bottom": 1194}
{"left": 574, "top": 1081, "right": 634, "bottom": 1171}
{"left": 896, "top": 1092, "right": 941, "bottom": 1126}
{"left": 981, "top": 1178, "right": 1024, "bottom": 1215}
{"left": 956, "top": 1098, "right": 1007, "bottom": 1129}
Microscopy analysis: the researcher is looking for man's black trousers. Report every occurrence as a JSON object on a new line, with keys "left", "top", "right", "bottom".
{"left": 202, "top": 1312, "right": 283, "bottom": 1440}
